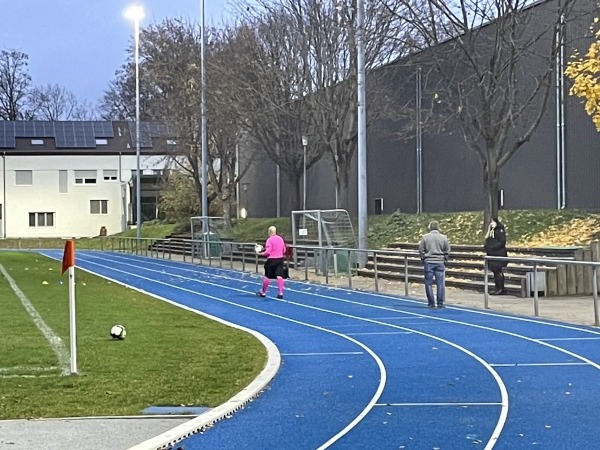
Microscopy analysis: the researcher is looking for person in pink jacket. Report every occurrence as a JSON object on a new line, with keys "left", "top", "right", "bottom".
{"left": 256, "top": 226, "right": 287, "bottom": 299}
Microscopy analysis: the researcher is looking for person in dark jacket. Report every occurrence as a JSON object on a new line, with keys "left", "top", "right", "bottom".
{"left": 418, "top": 221, "right": 451, "bottom": 308}
{"left": 484, "top": 217, "right": 508, "bottom": 295}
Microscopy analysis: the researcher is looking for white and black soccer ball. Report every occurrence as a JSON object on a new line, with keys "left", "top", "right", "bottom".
{"left": 254, "top": 244, "right": 263, "bottom": 254}
{"left": 110, "top": 324, "right": 127, "bottom": 340}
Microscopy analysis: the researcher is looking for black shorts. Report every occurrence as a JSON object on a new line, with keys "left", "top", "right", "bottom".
{"left": 264, "top": 258, "right": 285, "bottom": 279}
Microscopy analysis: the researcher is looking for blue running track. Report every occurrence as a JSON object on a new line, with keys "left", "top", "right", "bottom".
{"left": 40, "top": 251, "right": 600, "bottom": 449}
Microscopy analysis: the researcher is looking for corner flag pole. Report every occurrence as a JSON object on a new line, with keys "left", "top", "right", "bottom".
{"left": 62, "top": 239, "right": 77, "bottom": 375}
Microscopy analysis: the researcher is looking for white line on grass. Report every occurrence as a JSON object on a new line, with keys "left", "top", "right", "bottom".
{"left": 0, "top": 263, "right": 70, "bottom": 376}
{"left": 0, "top": 374, "right": 58, "bottom": 379}
{"left": 0, "top": 366, "right": 59, "bottom": 373}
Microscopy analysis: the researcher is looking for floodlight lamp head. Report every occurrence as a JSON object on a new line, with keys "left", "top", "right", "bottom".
{"left": 124, "top": 5, "right": 145, "bottom": 22}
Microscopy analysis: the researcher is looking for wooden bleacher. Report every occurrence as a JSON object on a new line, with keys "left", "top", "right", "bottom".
{"left": 356, "top": 243, "right": 588, "bottom": 297}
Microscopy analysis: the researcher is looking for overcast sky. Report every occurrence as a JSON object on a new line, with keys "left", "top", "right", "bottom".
{"left": 0, "top": 0, "right": 234, "bottom": 106}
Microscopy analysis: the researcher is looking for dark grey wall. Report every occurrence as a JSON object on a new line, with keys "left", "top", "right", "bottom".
{"left": 244, "top": 0, "right": 600, "bottom": 218}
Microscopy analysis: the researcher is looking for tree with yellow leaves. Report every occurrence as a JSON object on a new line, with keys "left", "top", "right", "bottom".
{"left": 565, "top": 17, "right": 600, "bottom": 131}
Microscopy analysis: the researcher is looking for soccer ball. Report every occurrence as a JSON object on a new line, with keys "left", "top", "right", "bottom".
{"left": 110, "top": 324, "right": 127, "bottom": 340}
{"left": 254, "top": 244, "right": 263, "bottom": 254}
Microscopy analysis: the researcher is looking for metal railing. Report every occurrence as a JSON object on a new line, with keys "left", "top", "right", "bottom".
{"left": 104, "top": 237, "right": 600, "bottom": 326}
{"left": 485, "top": 255, "right": 600, "bottom": 326}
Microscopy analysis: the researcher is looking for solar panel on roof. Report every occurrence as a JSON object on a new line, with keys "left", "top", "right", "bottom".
{"left": 92, "top": 121, "right": 114, "bottom": 137}
{"left": 0, "top": 120, "right": 161, "bottom": 149}
{"left": 13, "top": 122, "right": 26, "bottom": 135}
{"left": 0, "top": 122, "right": 16, "bottom": 148}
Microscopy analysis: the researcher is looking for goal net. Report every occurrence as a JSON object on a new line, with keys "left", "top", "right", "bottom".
{"left": 190, "top": 216, "right": 235, "bottom": 258}
{"left": 291, "top": 209, "right": 357, "bottom": 275}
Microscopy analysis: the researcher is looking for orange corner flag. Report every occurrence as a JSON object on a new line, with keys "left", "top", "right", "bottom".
{"left": 62, "top": 239, "right": 75, "bottom": 275}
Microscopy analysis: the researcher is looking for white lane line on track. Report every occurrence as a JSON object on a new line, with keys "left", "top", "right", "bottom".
{"left": 542, "top": 337, "right": 600, "bottom": 341}
{"left": 376, "top": 402, "right": 503, "bottom": 407}
{"left": 59, "top": 252, "right": 387, "bottom": 450}
{"left": 491, "top": 362, "right": 588, "bottom": 367}
{"left": 346, "top": 331, "right": 413, "bottom": 336}
{"left": 74, "top": 252, "right": 505, "bottom": 450}
{"left": 0, "top": 262, "right": 70, "bottom": 376}
{"left": 281, "top": 352, "right": 364, "bottom": 356}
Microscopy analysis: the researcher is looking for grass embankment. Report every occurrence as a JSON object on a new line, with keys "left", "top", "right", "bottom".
{"left": 4, "top": 209, "right": 598, "bottom": 251}
{"left": 367, "top": 209, "right": 600, "bottom": 249}
{"left": 0, "top": 252, "right": 266, "bottom": 419}
{"left": 230, "top": 209, "right": 600, "bottom": 248}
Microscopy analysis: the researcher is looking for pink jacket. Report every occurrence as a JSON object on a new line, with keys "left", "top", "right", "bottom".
{"left": 263, "top": 234, "right": 286, "bottom": 259}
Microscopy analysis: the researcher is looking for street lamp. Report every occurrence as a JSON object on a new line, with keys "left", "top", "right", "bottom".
{"left": 241, "top": 183, "right": 250, "bottom": 218}
{"left": 125, "top": 5, "right": 144, "bottom": 244}
{"left": 302, "top": 135, "right": 308, "bottom": 211}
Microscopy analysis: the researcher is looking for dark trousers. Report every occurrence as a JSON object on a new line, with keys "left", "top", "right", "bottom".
{"left": 492, "top": 268, "right": 505, "bottom": 292}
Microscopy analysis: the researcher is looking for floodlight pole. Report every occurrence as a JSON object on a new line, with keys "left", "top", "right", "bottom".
{"left": 357, "top": 0, "right": 368, "bottom": 267}
{"left": 125, "top": 5, "right": 144, "bottom": 245}
{"left": 135, "top": 18, "right": 142, "bottom": 244}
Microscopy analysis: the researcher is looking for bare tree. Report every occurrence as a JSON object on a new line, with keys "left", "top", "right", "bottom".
{"left": 101, "top": 19, "right": 254, "bottom": 223}
{"left": 29, "top": 84, "right": 98, "bottom": 120}
{"left": 205, "top": 26, "right": 259, "bottom": 221}
{"left": 0, "top": 49, "right": 32, "bottom": 120}
{"left": 389, "top": 0, "right": 576, "bottom": 223}
{"left": 224, "top": 13, "right": 320, "bottom": 211}
{"left": 234, "top": 0, "right": 408, "bottom": 210}
{"left": 99, "top": 76, "right": 135, "bottom": 120}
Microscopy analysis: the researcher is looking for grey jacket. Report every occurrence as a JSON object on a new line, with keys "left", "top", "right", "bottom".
{"left": 419, "top": 230, "right": 451, "bottom": 263}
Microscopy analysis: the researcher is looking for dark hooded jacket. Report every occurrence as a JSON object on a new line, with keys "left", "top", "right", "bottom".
{"left": 484, "top": 219, "right": 508, "bottom": 270}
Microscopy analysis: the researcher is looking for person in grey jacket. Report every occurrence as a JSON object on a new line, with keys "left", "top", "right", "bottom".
{"left": 418, "top": 221, "right": 451, "bottom": 308}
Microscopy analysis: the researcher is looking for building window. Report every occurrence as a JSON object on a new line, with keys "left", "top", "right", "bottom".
{"left": 59, "top": 170, "right": 68, "bottom": 193}
{"left": 90, "top": 200, "right": 108, "bottom": 214}
{"left": 74, "top": 170, "right": 97, "bottom": 184}
{"left": 103, "top": 170, "right": 118, "bottom": 181}
{"left": 96, "top": 138, "right": 108, "bottom": 145}
{"left": 29, "top": 212, "right": 54, "bottom": 227}
{"left": 31, "top": 139, "right": 44, "bottom": 145}
{"left": 15, "top": 170, "right": 33, "bottom": 185}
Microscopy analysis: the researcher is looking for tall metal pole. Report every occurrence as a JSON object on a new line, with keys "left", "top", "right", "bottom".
{"left": 416, "top": 66, "right": 423, "bottom": 214}
{"left": 134, "top": 13, "right": 142, "bottom": 244}
{"left": 200, "top": 0, "right": 208, "bottom": 227}
{"left": 555, "top": 13, "right": 566, "bottom": 210}
{"left": 302, "top": 136, "right": 308, "bottom": 211}
{"left": 276, "top": 143, "right": 281, "bottom": 217}
{"left": 357, "top": 0, "right": 368, "bottom": 266}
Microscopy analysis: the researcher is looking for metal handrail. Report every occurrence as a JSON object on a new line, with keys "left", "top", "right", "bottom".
{"left": 485, "top": 255, "right": 600, "bottom": 326}
{"left": 105, "top": 237, "right": 600, "bottom": 326}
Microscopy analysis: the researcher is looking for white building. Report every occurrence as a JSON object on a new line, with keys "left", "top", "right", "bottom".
{"left": 0, "top": 121, "right": 173, "bottom": 239}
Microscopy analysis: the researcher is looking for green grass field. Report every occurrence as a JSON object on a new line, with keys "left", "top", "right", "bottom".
{"left": 0, "top": 251, "right": 266, "bottom": 420}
